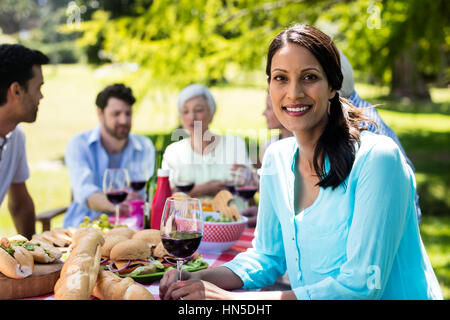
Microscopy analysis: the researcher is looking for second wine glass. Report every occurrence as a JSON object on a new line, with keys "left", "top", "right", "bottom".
{"left": 160, "top": 197, "right": 203, "bottom": 283}
{"left": 103, "top": 168, "right": 130, "bottom": 226}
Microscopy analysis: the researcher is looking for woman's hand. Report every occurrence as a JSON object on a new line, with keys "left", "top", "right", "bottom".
{"left": 163, "top": 279, "right": 235, "bottom": 300}
{"left": 159, "top": 268, "right": 193, "bottom": 299}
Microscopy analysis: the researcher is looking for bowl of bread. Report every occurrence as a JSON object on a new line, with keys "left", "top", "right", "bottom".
{"left": 198, "top": 190, "right": 248, "bottom": 253}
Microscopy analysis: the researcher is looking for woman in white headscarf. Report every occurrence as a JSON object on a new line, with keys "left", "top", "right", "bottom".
{"left": 162, "top": 84, "right": 252, "bottom": 198}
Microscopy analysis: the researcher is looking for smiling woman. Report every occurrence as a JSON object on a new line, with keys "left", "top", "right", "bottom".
{"left": 266, "top": 25, "right": 372, "bottom": 191}
{"left": 158, "top": 24, "right": 443, "bottom": 301}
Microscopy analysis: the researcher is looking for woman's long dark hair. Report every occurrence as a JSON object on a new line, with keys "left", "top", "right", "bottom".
{"left": 266, "top": 24, "right": 373, "bottom": 189}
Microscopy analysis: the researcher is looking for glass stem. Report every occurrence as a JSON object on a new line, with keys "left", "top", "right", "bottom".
{"left": 242, "top": 197, "right": 249, "bottom": 210}
{"left": 115, "top": 204, "right": 120, "bottom": 226}
{"left": 176, "top": 259, "right": 184, "bottom": 282}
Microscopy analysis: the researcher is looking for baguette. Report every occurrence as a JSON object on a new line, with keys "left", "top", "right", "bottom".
{"left": 0, "top": 244, "right": 34, "bottom": 279}
{"left": 54, "top": 227, "right": 105, "bottom": 300}
{"left": 7, "top": 234, "right": 62, "bottom": 263}
{"left": 29, "top": 239, "right": 62, "bottom": 263}
{"left": 93, "top": 269, "right": 154, "bottom": 300}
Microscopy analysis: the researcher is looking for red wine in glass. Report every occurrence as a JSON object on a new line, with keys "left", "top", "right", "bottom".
{"left": 106, "top": 190, "right": 128, "bottom": 204}
{"left": 175, "top": 182, "right": 195, "bottom": 193}
{"left": 225, "top": 183, "right": 236, "bottom": 194}
{"left": 130, "top": 180, "right": 146, "bottom": 191}
{"left": 160, "top": 197, "right": 203, "bottom": 285}
{"left": 161, "top": 231, "right": 202, "bottom": 258}
{"left": 236, "top": 186, "right": 257, "bottom": 200}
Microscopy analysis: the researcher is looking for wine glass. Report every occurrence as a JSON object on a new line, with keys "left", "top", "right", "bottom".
{"left": 160, "top": 197, "right": 203, "bottom": 283}
{"left": 234, "top": 166, "right": 259, "bottom": 209}
{"left": 127, "top": 160, "right": 151, "bottom": 193}
{"left": 173, "top": 166, "right": 195, "bottom": 194}
{"left": 103, "top": 168, "right": 130, "bottom": 226}
{"left": 224, "top": 166, "right": 239, "bottom": 195}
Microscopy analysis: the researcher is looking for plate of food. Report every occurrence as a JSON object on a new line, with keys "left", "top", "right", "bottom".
{"left": 99, "top": 228, "right": 208, "bottom": 283}
{"left": 113, "top": 254, "right": 208, "bottom": 283}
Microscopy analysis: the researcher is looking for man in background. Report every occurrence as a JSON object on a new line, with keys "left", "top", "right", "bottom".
{"left": 0, "top": 44, "right": 49, "bottom": 239}
{"left": 64, "top": 83, "right": 155, "bottom": 228}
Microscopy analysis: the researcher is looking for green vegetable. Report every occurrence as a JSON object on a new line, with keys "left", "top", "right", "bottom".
{"left": 0, "top": 246, "right": 14, "bottom": 256}
{"left": 205, "top": 215, "right": 233, "bottom": 223}
{"left": 78, "top": 214, "right": 114, "bottom": 231}
{"left": 22, "top": 243, "right": 38, "bottom": 251}
{"left": 184, "top": 255, "right": 204, "bottom": 269}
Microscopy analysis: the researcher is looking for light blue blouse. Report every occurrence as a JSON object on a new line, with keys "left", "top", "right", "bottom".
{"left": 223, "top": 131, "right": 442, "bottom": 300}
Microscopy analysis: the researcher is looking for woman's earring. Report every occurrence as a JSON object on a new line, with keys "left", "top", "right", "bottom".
{"left": 327, "top": 101, "right": 331, "bottom": 115}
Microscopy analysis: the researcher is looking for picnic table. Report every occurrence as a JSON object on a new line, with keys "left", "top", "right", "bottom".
{"left": 21, "top": 227, "right": 255, "bottom": 300}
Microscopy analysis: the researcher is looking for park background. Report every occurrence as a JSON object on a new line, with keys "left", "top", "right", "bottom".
{"left": 0, "top": 0, "right": 449, "bottom": 298}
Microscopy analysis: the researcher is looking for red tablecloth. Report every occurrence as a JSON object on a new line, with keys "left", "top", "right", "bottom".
{"left": 23, "top": 227, "right": 255, "bottom": 300}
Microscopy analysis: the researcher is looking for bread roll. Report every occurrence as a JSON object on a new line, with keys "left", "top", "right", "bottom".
{"left": 153, "top": 241, "right": 169, "bottom": 258}
{"left": 131, "top": 229, "right": 161, "bottom": 246}
{"left": 0, "top": 246, "right": 33, "bottom": 279}
{"left": 29, "top": 239, "right": 62, "bottom": 262}
{"left": 93, "top": 269, "right": 154, "bottom": 300}
{"left": 101, "top": 235, "right": 128, "bottom": 258}
{"left": 110, "top": 239, "right": 151, "bottom": 261}
{"left": 105, "top": 226, "right": 135, "bottom": 239}
{"left": 8, "top": 234, "right": 62, "bottom": 263}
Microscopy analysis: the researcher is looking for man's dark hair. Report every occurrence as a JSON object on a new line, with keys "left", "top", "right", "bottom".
{"left": 0, "top": 44, "right": 49, "bottom": 106}
{"left": 95, "top": 83, "right": 136, "bottom": 111}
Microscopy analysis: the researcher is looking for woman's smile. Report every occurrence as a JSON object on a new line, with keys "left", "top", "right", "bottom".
{"left": 268, "top": 43, "right": 335, "bottom": 135}
{"left": 282, "top": 103, "right": 312, "bottom": 116}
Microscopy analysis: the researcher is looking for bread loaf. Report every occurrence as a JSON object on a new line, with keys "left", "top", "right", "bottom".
{"left": 93, "top": 269, "right": 154, "bottom": 300}
{"left": 54, "top": 227, "right": 105, "bottom": 300}
{"left": 0, "top": 245, "right": 34, "bottom": 279}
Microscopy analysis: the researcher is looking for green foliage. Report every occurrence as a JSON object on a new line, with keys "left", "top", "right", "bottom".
{"left": 0, "top": 0, "right": 39, "bottom": 34}
{"left": 322, "top": 0, "right": 449, "bottom": 85}
{"left": 1, "top": 0, "right": 83, "bottom": 64}
{"left": 74, "top": 0, "right": 315, "bottom": 98}
{"left": 71, "top": 0, "right": 449, "bottom": 101}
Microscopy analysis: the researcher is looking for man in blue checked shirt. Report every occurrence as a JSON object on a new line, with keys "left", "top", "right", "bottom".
{"left": 64, "top": 84, "right": 155, "bottom": 228}
{"left": 339, "top": 51, "right": 422, "bottom": 224}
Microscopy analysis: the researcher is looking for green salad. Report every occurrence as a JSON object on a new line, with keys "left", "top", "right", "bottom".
{"left": 205, "top": 214, "right": 233, "bottom": 223}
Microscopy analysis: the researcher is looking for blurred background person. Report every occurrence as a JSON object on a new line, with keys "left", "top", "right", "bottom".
{"left": 64, "top": 83, "right": 155, "bottom": 228}
{"left": 162, "top": 83, "right": 252, "bottom": 198}
{"left": 258, "top": 92, "right": 294, "bottom": 167}
{"left": 0, "top": 44, "right": 49, "bottom": 239}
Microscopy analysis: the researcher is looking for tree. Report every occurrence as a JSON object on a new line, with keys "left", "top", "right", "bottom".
{"left": 0, "top": 0, "right": 39, "bottom": 34}
{"left": 315, "top": 0, "right": 449, "bottom": 101}
{"left": 72, "top": 0, "right": 449, "bottom": 101}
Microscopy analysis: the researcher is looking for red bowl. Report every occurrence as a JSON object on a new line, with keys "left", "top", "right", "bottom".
{"left": 198, "top": 212, "right": 248, "bottom": 253}
{"left": 174, "top": 212, "right": 248, "bottom": 253}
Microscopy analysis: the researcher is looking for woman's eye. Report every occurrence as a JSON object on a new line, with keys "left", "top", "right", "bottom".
{"left": 273, "top": 74, "right": 287, "bottom": 82}
{"left": 303, "top": 74, "right": 318, "bottom": 81}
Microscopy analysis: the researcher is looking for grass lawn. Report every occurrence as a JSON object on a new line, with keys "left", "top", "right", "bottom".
{"left": 0, "top": 64, "right": 448, "bottom": 298}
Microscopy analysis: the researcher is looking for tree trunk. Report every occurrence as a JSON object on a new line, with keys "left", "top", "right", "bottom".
{"left": 391, "top": 44, "right": 432, "bottom": 102}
